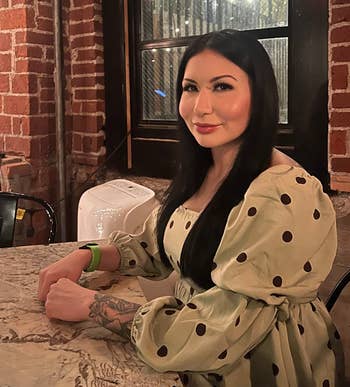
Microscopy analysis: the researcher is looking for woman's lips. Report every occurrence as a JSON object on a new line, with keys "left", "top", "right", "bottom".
{"left": 194, "top": 124, "right": 221, "bottom": 134}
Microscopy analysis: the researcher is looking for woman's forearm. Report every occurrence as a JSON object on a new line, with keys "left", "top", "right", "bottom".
{"left": 88, "top": 293, "right": 140, "bottom": 338}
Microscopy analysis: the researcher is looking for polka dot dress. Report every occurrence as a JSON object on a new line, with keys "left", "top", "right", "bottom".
{"left": 112, "top": 165, "right": 344, "bottom": 386}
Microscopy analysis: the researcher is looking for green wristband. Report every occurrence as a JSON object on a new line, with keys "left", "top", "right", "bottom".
{"left": 79, "top": 243, "right": 101, "bottom": 272}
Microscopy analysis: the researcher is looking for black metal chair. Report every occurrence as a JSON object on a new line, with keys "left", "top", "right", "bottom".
{"left": 0, "top": 192, "right": 56, "bottom": 247}
{"left": 326, "top": 269, "right": 350, "bottom": 311}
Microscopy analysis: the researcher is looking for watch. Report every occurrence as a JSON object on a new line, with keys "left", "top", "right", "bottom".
{"left": 79, "top": 242, "right": 101, "bottom": 272}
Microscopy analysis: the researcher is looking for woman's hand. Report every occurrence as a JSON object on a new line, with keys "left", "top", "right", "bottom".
{"left": 38, "top": 249, "right": 91, "bottom": 302}
{"left": 45, "top": 278, "right": 97, "bottom": 321}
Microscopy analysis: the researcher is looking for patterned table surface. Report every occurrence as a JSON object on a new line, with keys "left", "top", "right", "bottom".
{"left": 0, "top": 241, "right": 181, "bottom": 387}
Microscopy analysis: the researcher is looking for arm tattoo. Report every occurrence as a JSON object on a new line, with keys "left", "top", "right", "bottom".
{"left": 89, "top": 294, "right": 140, "bottom": 338}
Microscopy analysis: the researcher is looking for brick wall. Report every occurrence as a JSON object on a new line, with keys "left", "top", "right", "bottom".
{"left": 0, "top": 0, "right": 105, "bottom": 242}
{"left": 329, "top": 0, "right": 350, "bottom": 192}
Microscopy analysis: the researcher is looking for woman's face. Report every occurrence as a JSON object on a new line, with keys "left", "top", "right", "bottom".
{"left": 179, "top": 49, "right": 251, "bottom": 150}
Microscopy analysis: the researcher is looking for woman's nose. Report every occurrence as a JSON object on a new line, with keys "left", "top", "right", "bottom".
{"left": 193, "top": 89, "right": 212, "bottom": 115}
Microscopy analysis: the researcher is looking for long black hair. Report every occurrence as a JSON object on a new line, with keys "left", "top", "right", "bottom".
{"left": 156, "top": 29, "right": 279, "bottom": 289}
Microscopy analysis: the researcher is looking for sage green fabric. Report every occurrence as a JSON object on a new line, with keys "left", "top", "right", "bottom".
{"left": 109, "top": 165, "right": 344, "bottom": 387}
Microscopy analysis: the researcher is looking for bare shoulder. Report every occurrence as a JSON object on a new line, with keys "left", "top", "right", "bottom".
{"left": 270, "top": 148, "right": 301, "bottom": 168}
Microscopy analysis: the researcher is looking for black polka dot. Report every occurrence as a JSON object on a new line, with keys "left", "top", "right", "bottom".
{"left": 298, "top": 324, "right": 305, "bottom": 335}
{"left": 169, "top": 220, "right": 174, "bottom": 229}
{"left": 282, "top": 231, "right": 293, "bottom": 242}
{"left": 280, "top": 194, "right": 291, "bottom": 205}
{"left": 313, "top": 209, "right": 320, "bottom": 220}
{"left": 218, "top": 349, "right": 227, "bottom": 359}
{"left": 187, "top": 302, "right": 197, "bottom": 309}
{"left": 322, "top": 380, "right": 330, "bottom": 387}
{"left": 181, "top": 373, "right": 189, "bottom": 385}
{"left": 190, "top": 287, "right": 195, "bottom": 296}
{"left": 236, "top": 252, "right": 247, "bottom": 263}
{"left": 272, "top": 363, "right": 279, "bottom": 376}
{"left": 311, "top": 302, "right": 316, "bottom": 312}
{"left": 140, "top": 241, "right": 148, "bottom": 248}
{"left": 185, "top": 221, "right": 191, "bottom": 230}
{"left": 165, "top": 309, "right": 176, "bottom": 315}
{"left": 212, "top": 262, "right": 217, "bottom": 270}
{"left": 327, "top": 340, "right": 332, "bottom": 350}
{"left": 208, "top": 373, "right": 223, "bottom": 382}
{"left": 141, "top": 310, "right": 148, "bottom": 315}
{"left": 157, "top": 345, "right": 168, "bottom": 357}
{"left": 175, "top": 298, "right": 183, "bottom": 306}
{"left": 129, "top": 259, "right": 136, "bottom": 266}
{"left": 196, "top": 323, "right": 206, "bottom": 336}
{"left": 304, "top": 261, "right": 312, "bottom": 272}
{"left": 248, "top": 207, "right": 257, "bottom": 216}
{"left": 335, "top": 330, "right": 340, "bottom": 340}
{"left": 296, "top": 177, "right": 306, "bottom": 184}
{"left": 235, "top": 316, "right": 240, "bottom": 326}
{"left": 244, "top": 351, "right": 251, "bottom": 359}
{"left": 273, "top": 276, "right": 283, "bottom": 287}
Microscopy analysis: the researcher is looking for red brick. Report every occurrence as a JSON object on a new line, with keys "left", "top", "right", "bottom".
{"left": 3, "top": 95, "right": 30, "bottom": 115}
{"left": 3, "top": 161, "right": 32, "bottom": 178}
{"left": 0, "top": 115, "right": 11, "bottom": 134}
{"left": 71, "top": 75, "right": 104, "bottom": 88}
{"left": 16, "top": 59, "right": 54, "bottom": 74}
{"left": 331, "top": 26, "right": 350, "bottom": 43}
{"left": 70, "top": 5, "right": 95, "bottom": 21}
{"left": 40, "top": 88, "right": 54, "bottom": 102}
{"left": 72, "top": 153, "right": 104, "bottom": 166}
{"left": 330, "top": 112, "right": 350, "bottom": 127}
{"left": 12, "top": 116, "right": 29, "bottom": 135}
{"left": 40, "top": 102, "right": 55, "bottom": 114}
{"left": 0, "top": 0, "right": 9, "bottom": 7}
{"left": 330, "top": 130, "right": 347, "bottom": 154}
{"left": 72, "top": 114, "right": 104, "bottom": 132}
{"left": 15, "top": 45, "right": 43, "bottom": 59}
{"left": 0, "top": 74, "right": 9, "bottom": 92}
{"left": 72, "top": 63, "right": 104, "bottom": 75}
{"left": 0, "top": 8, "right": 35, "bottom": 30}
{"left": 76, "top": 48, "right": 103, "bottom": 62}
{"left": 331, "top": 64, "right": 348, "bottom": 89}
{"left": 70, "top": 20, "right": 102, "bottom": 36}
{"left": 29, "top": 116, "right": 55, "bottom": 135}
{"left": 332, "top": 5, "right": 350, "bottom": 23}
{"left": 39, "top": 76, "right": 54, "bottom": 88}
{"left": 0, "top": 54, "right": 11, "bottom": 71}
{"left": 72, "top": 101, "right": 104, "bottom": 113}
{"left": 37, "top": 17, "right": 54, "bottom": 33}
{"left": 74, "top": 88, "right": 104, "bottom": 101}
{"left": 332, "top": 93, "right": 350, "bottom": 108}
{"left": 0, "top": 33, "right": 11, "bottom": 51}
{"left": 12, "top": 74, "right": 38, "bottom": 94}
{"left": 4, "top": 136, "right": 30, "bottom": 156}
{"left": 15, "top": 31, "right": 53, "bottom": 46}
{"left": 331, "top": 157, "right": 350, "bottom": 172}
{"left": 71, "top": 34, "right": 103, "bottom": 49}
{"left": 38, "top": 3, "right": 52, "bottom": 19}
{"left": 73, "top": 0, "right": 95, "bottom": 7}
{"left": 332, "top": 46, "right": 350, "bottom": 62}
{"left": 73, "top": 133, "right": 82, "bottom": 151}
{"left": 45, "top": 47, "right": 54, "bottom": 60}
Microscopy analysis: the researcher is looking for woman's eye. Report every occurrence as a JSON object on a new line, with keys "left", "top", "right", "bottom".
{"left": 182, "top": 84, "right": 198, "bottom": 92}
{"left": 213, "top": 82, "right": 233, "bottom": 91}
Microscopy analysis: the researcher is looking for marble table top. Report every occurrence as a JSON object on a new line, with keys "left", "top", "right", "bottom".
{"left": 0, "top": 242, "right": 181, "bottom": 387}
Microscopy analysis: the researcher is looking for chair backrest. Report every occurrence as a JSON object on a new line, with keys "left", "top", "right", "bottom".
{"left": 0, "top": 192, "right": 57, "bottom": 247}
{"left": 326, "top": 269, "right": 350, "bottom": 311}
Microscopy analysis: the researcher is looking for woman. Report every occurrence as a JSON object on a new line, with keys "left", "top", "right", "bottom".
{"left": 38, "top": 30, "right": 344, "bottom": 386}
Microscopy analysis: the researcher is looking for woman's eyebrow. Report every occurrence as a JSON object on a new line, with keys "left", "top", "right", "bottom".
{"left": 182, "top": 75, "right": 238, "bottom": 84}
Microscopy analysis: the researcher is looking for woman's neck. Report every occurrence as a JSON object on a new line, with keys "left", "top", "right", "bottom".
{"left": 210, "top": 142, "right": 240, "bottom": 179}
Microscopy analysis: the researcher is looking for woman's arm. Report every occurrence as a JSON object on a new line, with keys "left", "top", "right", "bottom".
{"left": 38, "top": 244, "right": 121, "bottom": 302}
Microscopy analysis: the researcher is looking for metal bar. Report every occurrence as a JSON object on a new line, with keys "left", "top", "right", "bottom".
{"left": 53, "top": 0, "right": 66, "bottom": 241}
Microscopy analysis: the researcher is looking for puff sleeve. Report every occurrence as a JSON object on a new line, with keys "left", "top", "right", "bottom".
{"left": 129, "top": 166, "right": 337, "bottom": 374}
{"left": 108, "top": 206, "right": 172, "bottom": 279}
